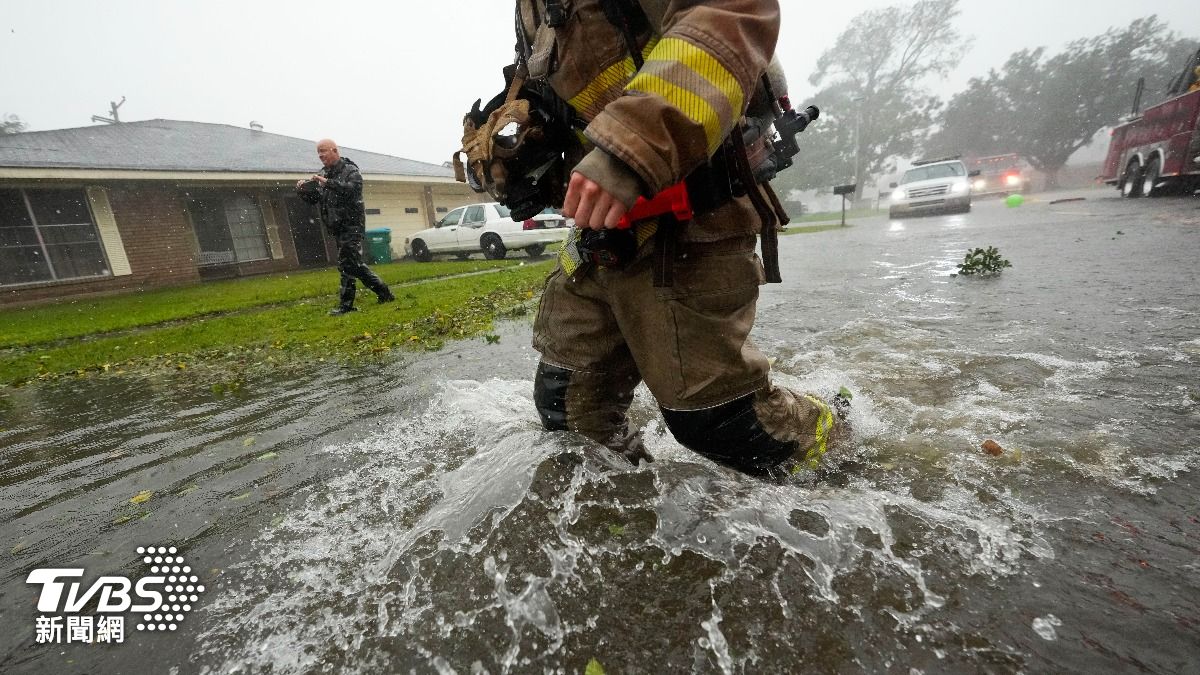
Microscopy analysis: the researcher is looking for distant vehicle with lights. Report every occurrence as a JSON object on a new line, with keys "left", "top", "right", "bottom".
{"left": 966, "top": 154, "right": 1033, "bottom": 196}
{"left": 888, "top": 156, "right": 978, "bottom": 219}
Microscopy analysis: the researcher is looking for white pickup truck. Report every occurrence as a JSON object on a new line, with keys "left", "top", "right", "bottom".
{"left": 403, "top": 202, "right": 569, "bottom": 261}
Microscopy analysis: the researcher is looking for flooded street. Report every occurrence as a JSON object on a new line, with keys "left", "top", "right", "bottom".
{"left": 2, "top": 189, "right": 1199, "bottom": 674}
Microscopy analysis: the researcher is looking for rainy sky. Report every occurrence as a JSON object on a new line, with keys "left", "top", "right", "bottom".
{"left": 2, "top": 0, "right": 1195, "bottom": 164}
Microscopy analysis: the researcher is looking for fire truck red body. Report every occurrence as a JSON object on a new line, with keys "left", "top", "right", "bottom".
{"left": 1100, "top": 50, "right": 1200, "bottom": 197}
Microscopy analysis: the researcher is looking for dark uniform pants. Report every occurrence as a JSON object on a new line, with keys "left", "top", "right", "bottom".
{"left": 336, "top": 230, "right": 388, "bottom": 308}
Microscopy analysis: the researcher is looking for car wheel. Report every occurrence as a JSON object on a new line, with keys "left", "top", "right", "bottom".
{"left": 525, "top": 243, "right": 546, "bottom": 257}
{"left": 1121, "top": 160, "right": 1143, "bottom": 198}
{"left": 1141, "top": 156, "right": 1162, "bottom": 198}
{"left": 411, "top": 240, "right": 432, "bottom": 263}
{"left": 482, "top": 234, "right": 507, "bottom": 260}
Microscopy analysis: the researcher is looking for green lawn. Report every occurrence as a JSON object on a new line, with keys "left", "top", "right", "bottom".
{"left": 0, "top": 261, "right": 553, "bottom": 386}
{"left": 787, "top": 207, "right": 884, "bottom": 223}
{"left": 780, "top": 223, "right": 852, "bottom": 236}
{"left": 0, "top": 259, "right": 522, "bottom": 349}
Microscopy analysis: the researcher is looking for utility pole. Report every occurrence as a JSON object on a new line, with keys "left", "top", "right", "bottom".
{"left": 851, "top": 95, "right": 865, "bottom": 203}
{"left": 91, "top": 96, "right": 126, "bottom": 124}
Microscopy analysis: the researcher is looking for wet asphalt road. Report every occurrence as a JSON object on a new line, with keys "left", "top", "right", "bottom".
{"left": 1, "top": 186, "right": 1199, "bottom": 674}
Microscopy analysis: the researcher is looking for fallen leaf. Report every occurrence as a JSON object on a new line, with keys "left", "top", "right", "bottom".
{"left": 256, "top": 451, "right": 278, "bottom": 461}
{"left": 586, "top": 659, "right": 606, "bottom": 675}
{"left": 130, "top": 490, "right": 153, "bottom": 505}
{"left": 230, "top": 492, "right": 252, "bottom": 501}
{"left": 608, "top": 524, "right": 625, "bottom": 537}
{"left": 982, "top": 439, "right": 1004, "bottom": 456}
{"left": 11, "top": 541, "right": 29, "bottom": 555}
{"left": 243, "top": 436, "right": 256, "bottom": 447}
{"left": 112, "top": 515, "right": 133, "bottom": 525}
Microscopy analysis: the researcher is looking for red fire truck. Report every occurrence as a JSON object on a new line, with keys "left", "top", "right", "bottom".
{"left": 1101, "top": 48, "right": 1200, "bottom": 197}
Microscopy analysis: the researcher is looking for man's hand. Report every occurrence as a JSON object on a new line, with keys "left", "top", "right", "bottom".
{"left": 295, "top": 179, "right": 308, "bottom": 190}
{"left": 312, "top": 174, "right": 327, "bottom": 186}
{"left": 563, "top": 172, "right": 628, "bottom": 230}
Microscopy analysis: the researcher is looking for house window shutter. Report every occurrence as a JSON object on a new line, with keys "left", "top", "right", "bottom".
{"left": 86, "top": 186, "right": 131, "bottom": 277}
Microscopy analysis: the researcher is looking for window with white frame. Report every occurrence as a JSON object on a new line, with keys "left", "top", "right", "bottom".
{"left": 186, "top": 191, "right": 270, "bottom": 265}
{"left": 0, "top": 187, "right": 111, "bottom": 286}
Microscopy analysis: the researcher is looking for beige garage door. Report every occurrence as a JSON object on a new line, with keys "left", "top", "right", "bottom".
{"left": 363, "top": 182, "right": 481, "bottom": 258}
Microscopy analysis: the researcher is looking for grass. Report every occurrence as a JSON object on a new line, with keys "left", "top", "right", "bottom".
{"left": 780, "top": 223, "right": 852, "bottom": 236}
{"left": 787, "top": 207, "right": 884, "bottom": 223}
{"left": 0, "top": 259, "right": 523, "bottom": 349}
{"left": 0, "top": 261, "right": 554, "bottom": 386}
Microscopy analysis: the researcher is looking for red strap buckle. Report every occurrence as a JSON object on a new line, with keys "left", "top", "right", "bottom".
{"left": 615, "top": 182, "right": 693, "bottom": 230}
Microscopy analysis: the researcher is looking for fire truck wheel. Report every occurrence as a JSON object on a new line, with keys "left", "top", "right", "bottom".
{"left": 1140, "top": 157, "right": 1162, "bottom": 198}
{"left": 1120, "top": 160, "right": 1143, "bottom": 198}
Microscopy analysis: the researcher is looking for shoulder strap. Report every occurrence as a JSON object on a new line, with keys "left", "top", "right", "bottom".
{"left": 600, "top": 0, "right": 658, "bottom": 68}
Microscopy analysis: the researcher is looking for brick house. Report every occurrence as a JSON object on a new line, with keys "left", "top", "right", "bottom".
{"left": 0, "top": 120, "right": 480, "bottom": 306}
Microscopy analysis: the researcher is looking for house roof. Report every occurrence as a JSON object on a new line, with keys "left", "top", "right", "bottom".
{"left": 0, "top": 119, "right": 453, "bottom": 178}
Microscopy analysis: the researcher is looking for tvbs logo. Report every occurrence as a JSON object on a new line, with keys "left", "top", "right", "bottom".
{"left": 26, "top": 546, "right": 205, "bottom": 645}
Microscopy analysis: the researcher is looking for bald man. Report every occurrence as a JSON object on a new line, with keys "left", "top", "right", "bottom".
{"left": 296, "top": 139, "right": 394, "bottom": 315}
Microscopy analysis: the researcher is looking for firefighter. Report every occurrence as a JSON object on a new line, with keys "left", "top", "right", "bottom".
{"left": 462, "top": 0, "right": 849, "bottom": 477}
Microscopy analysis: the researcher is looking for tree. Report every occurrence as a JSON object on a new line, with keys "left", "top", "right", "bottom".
{"left": 776, "top": 0, "right": 968, "bottom": 200}
{"left": 1, "top": 113, "right": 26, "bottom": 134}
{"left": 927, "top": 17, "right": 1197, "bottom": 189}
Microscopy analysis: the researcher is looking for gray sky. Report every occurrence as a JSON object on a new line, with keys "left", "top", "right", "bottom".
{"left": 2, "top": 0, "right": 1195, "bottom": 165}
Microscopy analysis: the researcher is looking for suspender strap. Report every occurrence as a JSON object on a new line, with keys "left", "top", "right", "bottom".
{"left": 652, "top": 215, "right": 677, "bottom": 288}
{"left": 730, "top": 124, "right": 782, "bottom": 284}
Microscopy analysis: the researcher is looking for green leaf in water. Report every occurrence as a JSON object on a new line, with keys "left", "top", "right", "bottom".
{"left": 230, "top": 492, "right": 252, "bottom": 501}
{"left": 608, "top": 524, "right": 625, "bottom": 537}
{"left": 838, "top": 386, "right": 853, "bottom": 401}
{"left": 243, "top": 436, "right": 256, "bottom": 447}
{"left": 585, "top": 658, "right": 606, "bottom": 675}
{"left": 257, "top": 451, "right": 278, "bottom": 461}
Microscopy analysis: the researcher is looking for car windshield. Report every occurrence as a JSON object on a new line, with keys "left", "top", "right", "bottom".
{"left": 901, "top": 163, "right": 966, "bottom": 184}
{"left": 493, "top": 204, "right": 511, "bottom": 218}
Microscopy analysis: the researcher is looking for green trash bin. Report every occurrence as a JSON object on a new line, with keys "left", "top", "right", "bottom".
{"left": 365, "top": 228, "right": 392, "bottom": 264}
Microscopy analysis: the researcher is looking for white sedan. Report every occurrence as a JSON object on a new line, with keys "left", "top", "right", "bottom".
{"left": 403, "top": 203, "right": 569, "bottom": 261}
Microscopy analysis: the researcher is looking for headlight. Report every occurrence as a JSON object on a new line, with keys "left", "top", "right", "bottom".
{"left": 973, "top": 179, "right": 986, "bottom": 191}
{"left": 891, "top": 188, "right": 905, "bottom": 200}
{"left": 1005, "top": 174, "right": 1021, "bottom": 186}
{"left": 950, "top": 181, "right": 969, "bottom": 194}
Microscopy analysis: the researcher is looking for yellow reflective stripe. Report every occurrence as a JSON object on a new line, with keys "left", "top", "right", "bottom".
{"left": 628, "top": 37, "right": 744, "bottom": 152}
{"left": 570, "top": 57, "right": 637, "bottom": 117}
{"left": 802, "top": 395, "right": 834, "bottom": 466}
{"left": 646, "top": 38, "right": 744, "bottom": 115}
{"left": 627, "top": 73, "right": 722, "bottom": 152}
{"left": 569, "top": 38, "right": 660, "bottom": 120}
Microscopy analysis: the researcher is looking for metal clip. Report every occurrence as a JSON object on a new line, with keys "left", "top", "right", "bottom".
{"left": 545, "top": 0, "right": 567, "bottom": 27}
